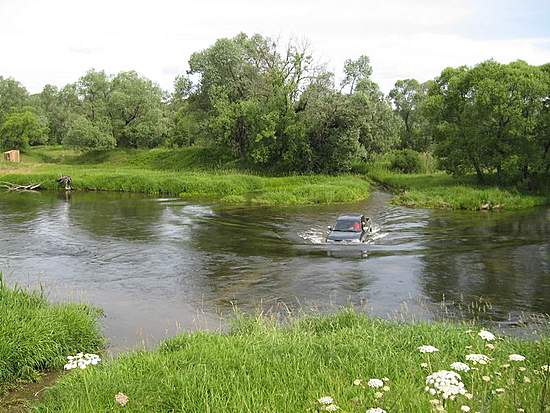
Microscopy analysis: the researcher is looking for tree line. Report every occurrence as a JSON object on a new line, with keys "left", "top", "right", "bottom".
{"left": 1, "top": 33, "right": 549, "bottom": 184}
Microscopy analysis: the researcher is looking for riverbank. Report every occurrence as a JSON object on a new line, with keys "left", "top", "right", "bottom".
{"left": 0, "top": 147, "right": 371, "bottom": 206}
{"left": 0, "top": 276, "right": 104, "bottom": 407}
{"left": 33, "top": 310, "right": 550, "bottom": 412}
{"left": 2, "top": 146, "right": 549, "bottom": 210}
{"left": 369, "top": 168, "right": 550, "bottom": 211}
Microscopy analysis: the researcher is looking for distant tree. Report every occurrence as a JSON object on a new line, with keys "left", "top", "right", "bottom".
{"left": 341, "top": 55, "right": 373, "bottom": 95}
{"left": 0, "top": 109, "right": 48, "bottom": 150}
{"left": 63, "top": 115, "right": 116, "bottom": 150}
{"left": 33, "top": 84, "right": 79, "bottom": 144}
{"left": 0, "top": 76, "right": 28, "bottom": 124}
{"left": 389, "top": 79, "right": 431, "bottom": 150}
{"left": 109, "top": 71, "right": 168, "bottom": 148}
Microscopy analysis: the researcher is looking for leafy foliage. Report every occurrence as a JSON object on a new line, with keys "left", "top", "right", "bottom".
{"left": 0, "top": 109, "right": 48, "bottom": 150}
{"left": 389, "top": 149, "right": 422, "bottom": 173}
{"left": 425, "top": 60, "right": 550, "bottom": 185}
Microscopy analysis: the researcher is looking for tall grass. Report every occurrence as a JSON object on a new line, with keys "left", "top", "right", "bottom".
{"left": 0, "top": 275, "right": 104, "bottom": 395}
{"left": 34, "top": 310, "right": 550, "bottom": 412}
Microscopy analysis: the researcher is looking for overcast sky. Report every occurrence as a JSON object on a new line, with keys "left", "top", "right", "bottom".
{"left": 1, "top": 0, "right": 550, "bottom": 94}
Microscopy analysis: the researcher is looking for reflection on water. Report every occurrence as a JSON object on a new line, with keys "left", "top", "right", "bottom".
{"left": 0, "top": 191, "right": 548, "bottom": 350}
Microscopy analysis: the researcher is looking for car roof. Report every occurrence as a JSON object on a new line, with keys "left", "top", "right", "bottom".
{"left": 336, "top": 214, "right": 364, "bottom": 220}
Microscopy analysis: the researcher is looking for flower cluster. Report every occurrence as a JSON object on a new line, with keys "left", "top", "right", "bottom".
{"left": 317, "top": 396, "right": 339, "bottom": 411}
{"left": 64, "top": 353, "right": 101, "bottom": 370}
{"left": 418, "top": 345, "right": 439, "bottom": 353}
{"left": 450, "top": 362, "right": 470, "bottom": 372}
{"left": 508, "top": 354, "right": 525, "bottom": 362}
{"left": 425, "top": 370, "right": 467, "bottom": 400}
{"left": 478, "top": 330, "right": 495, "bottom": 341}
{"left": 465, "top": 353, "right": 490, "bottom": 365}
{"left": 366, "top": 408, "right": 386, "bottom": 413}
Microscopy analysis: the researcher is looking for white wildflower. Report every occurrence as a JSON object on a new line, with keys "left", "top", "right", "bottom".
{"left": 64, "top": 353, "right": 101, "bottom": 370}
{"left": 523, "top": 376, "right": 531, "bottom": 383}
{"left": 465, "top": 354, "right": 490, "bottom": 365}
{"left": 382, "top": 377, "right": 389, "bottom": 382}
{"left": 517, "top": 409, "right": 525, "bottom": 412}
{"left": 318, "top": 396, "right": 334, "bottom": 405}
{"left": 478, "top": 330, "right": 495, "bottom": 341}
{"left": 353, "top": 379, "right": 362, "bottom": 386}
{"left": 382, "top": 385, "right": 390, "bottom": 392}
{"left": 495, "top": 388, "right": 505, "bottom": 394}
{"left": 324, "top": 404, "right": 339, "bottom": 412}
{"left": 429, "top": 399, "right": 440, "bottom": 405}
{"left": 500, "top": 363, "right": 510, "bottom": 369}
{"left": 426, "top": 370, "right": 467, "bottom": 400}
{"left": 541, "top": 364, "right": 549, "bottom": 372}
{"left": 461, "top": 406, "right": 471, "bottom": 412}
{"left": 519, "top": 366, "right": 526, "bottom": 372}
{"left": 115, "top": 392, "right": 129, "bottom": 407}
{"left": 509, "top": 354, "right": 525, "bottom": 362}
{"left": 451, "top": 362, "right": 470, "bottom": 372}
{"left": 368, "top": 378, "right": 384, "bottom": 388}
{"left": 485, "top": 343, "right": 495, "bottom": 350}
{"left": 482, "top": 375, "right": 490, "bottom": 382}
{"left": 418, "top": 345, "right": 439, "bottom": 353}
{"left": 366, "top": 408, "right": 386, "bottom": 413}
{"left": 421, "top": 362, "right": 429, "bottom": 368}
{"left": 374, "top": 391, "right": 383, "bottom": 399}
{"left": 465, "top": 392, "right": 473, "bottom": 400}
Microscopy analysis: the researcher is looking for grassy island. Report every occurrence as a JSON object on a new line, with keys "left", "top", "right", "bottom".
{"left": 369, "top": 168, "right": 550, "bottom": 211}
{"left": 0, "top": 147, "right": 371, "bottom": 207}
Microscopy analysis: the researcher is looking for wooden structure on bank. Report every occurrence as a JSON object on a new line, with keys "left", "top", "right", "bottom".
{"left": 3, "top": 150, "right": 20, "bottom": 163}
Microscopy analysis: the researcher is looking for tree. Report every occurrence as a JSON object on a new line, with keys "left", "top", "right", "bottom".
{"left": 341, "top": 55, "right": 373, "bottom": 95}
{"left": 34, "top": 84, "right": 79, "bottom": 144}
{"left": 426, "top": 60, "right": 549, "bottom": 183}
{"left": 109, "top": 71, "right": 167, "bottom": 148}
{"left": 0, "top": 76, "right": 28, "bottom": 124}
{"left": 63, "top": 115, "right": 116, "bottom": 150}
{"left": 389, "top": 79, "right": 431, "bottom": 150}
{"left": 0, "top": 109, "right": 48, "bottom": 150}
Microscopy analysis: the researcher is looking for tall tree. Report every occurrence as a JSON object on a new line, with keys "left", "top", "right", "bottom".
{"left": 0, "top": 76, "right": 28, "bottom": 124}
{"left": 389, "top": 79, "right": 430, "bottom": 150}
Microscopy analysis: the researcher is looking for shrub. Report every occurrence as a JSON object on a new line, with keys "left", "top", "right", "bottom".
{"left": 389, "top": 149, "right": 422, "bottom": 173}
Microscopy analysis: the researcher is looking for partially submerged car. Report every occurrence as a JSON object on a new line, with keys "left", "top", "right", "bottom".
{"left": 326, "top": 214, "right": 372, "bottom": 243}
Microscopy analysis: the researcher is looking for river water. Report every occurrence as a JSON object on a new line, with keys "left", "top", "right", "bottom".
{"left": 0, "top": 191, "right": 548, "bottom": 351}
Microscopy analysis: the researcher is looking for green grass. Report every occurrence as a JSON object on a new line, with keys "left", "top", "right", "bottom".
{"left": 369, "top": 168, "right": 550, "bottom": 211}
{"left": 0, "top": 276, "right": 104, "bottom": 396}
{"left": 0, "top": 146, "right": 371, "bottom": 206}
{"left": 33, "top": 310, "right": 550, "bottom": 412}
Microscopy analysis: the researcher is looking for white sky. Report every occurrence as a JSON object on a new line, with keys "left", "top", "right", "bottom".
{"left": 1, "top": 0, "right": 550, "bottom": 94}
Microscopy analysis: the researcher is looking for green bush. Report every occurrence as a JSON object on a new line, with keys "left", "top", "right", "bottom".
{"left": 389, "top": 149, "right": 422, "bottom": 174}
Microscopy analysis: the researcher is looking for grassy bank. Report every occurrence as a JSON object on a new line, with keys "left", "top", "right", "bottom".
{"left": 0, "top": 147, "right": 371, "bottom": 206}
{"left": 34, "top": 310, "right": 550, "bottom": 412}
{"left": 369, "top": 168, "right": 550, "bottom": 211}
{"left": 0, "top": 276, "right": 104, "bottom": 398}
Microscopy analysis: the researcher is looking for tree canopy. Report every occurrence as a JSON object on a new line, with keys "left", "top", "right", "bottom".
{"left": 0, "top": 33, "right": 548, "bottom": 185}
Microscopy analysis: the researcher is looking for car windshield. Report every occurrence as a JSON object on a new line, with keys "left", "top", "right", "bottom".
{"left": 333, "top": 219, "right": 362, "bottom": 232}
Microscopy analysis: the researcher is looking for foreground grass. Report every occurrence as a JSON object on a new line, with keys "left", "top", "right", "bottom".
{"left": 369, "top": 168, "right": 549, "bottom": 211}
{"left": 0, "top": 276, "right": 104, "bottom": 396}
{"left": 0, "top": 147, "right": 371, "bottom": 206}
{"left": 34, "top": 311, "right": 549, "bottom": 412}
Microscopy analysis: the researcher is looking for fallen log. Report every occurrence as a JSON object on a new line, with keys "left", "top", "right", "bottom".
{"left": 0, "top": 181, "right": 42, "bottom": 192}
